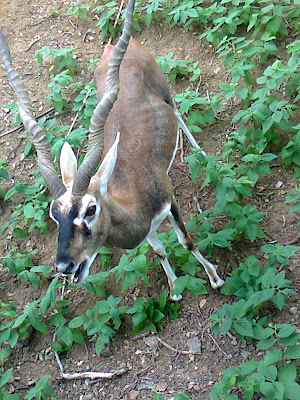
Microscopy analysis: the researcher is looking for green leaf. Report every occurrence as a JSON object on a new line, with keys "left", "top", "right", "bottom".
{"left": 253, "top": 325, "right": 273, "bottom": 340}
{"left": 275, "top": 292, "right": 286, "bottom": 311}
{"left": 8, "top": 331, "right": 18, "bottom": 348}
{"left": 260, "top": 382, "right": 276, "bottom": 398}
{"left": 173, "top": 276, "right": 188, "bottom": 296}
{"left": 174, "top": 394, "right": 191, "bottom": 400}
{"left": 56, "top": 326, "right": 73, "bottom": 347}
{"left": 248, "top": 288, "right": 274, "bottom": 307}
{"left": 284, "top": 345, "right": 300, "bottom": 359}
{"left": 283, "top": 382, "right": 300, "bottom": 400}
{"left": 13, "top": 228, "right": 28, "bottom": 238}
{"left": 0, "top": 348, "right": 11, "bottom": 361}
{"left": 186, "top": 277, "right": 207, "bottom": 295}
{"left": 71, "top": 329, "right": 85, "bottom": 344}
{"left": 153, "top": 392, "right": 165, "bottom": 400}
{"left": 0, "top": 367, "right": 13, "bottom": 387}
{"left": 68, "top": 316, "right": 86, "bottom": 329}
{"left": 262, "top": 349, "right": 282, "bottom": 366}
{"left": 12, "top": 314, "right": 27, "bottom": 329}
{"left": 278, "top": 324, "right": 296, "bottom": 338}
{"left": 278, "top": 364, "right": 297, "bottom": 383}
{"left": 257, "top": 337, "right": 276, "bottom": 350}
{"left": 151, "top": 309, "right": 165, "bottom": 323}
{"left": 280, "top": 332, "right": 300, "bottom": 347}
{"left": 95, "top": 336, "right": 105, "bottom": 355}
{"left": 232, "top": 318, "right": 253, "bottom": 337}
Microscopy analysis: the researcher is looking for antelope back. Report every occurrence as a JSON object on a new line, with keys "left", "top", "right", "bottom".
{"left": 94, "top": 38, "right": 178, "bottom": 199}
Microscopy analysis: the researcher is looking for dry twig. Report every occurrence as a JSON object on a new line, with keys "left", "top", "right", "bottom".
{"left": 208, "top": 333, "right": 230, "bottom": 359}
{"left": 25, "top": 38, "right": 41, "bottom": 52}
{"left": 0, "top": 107, "right": 55, "bottom": 139}
{"left": 283, "top": 232, "right": 300, "bottom": 246}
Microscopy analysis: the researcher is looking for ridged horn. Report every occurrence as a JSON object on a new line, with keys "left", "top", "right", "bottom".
{"left": 0, "top": 30, "right": 66, "bottom": 199}
{"left": 72, "top": 0, "right": 136, "bottom": 196}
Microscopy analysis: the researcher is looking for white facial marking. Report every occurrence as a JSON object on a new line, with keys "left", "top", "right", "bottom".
{"left": 79, "top": 193, "right": 100, "bottom": 228}
{"left": 73, "top": 217, "right": 82, "bottom": 226}
{"left": 49, "top": 189, "right": 73, "bottom": 223}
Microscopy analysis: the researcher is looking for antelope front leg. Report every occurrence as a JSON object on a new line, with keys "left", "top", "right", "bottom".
{"left": 147, "top": 233, "right": 182, "bottom": 301}
{"left": 169, "top": 201, "right": 225, "bottom": 289}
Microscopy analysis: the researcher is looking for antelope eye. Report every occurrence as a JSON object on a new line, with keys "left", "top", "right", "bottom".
{"left": 85, "top": 205, "right": 96, "bottom": 217}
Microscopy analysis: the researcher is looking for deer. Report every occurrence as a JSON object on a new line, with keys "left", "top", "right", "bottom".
{"left": 0, "top": 0, "right": 224, "bottom": 301}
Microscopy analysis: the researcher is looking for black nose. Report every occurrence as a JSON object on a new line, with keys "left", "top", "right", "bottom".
{"left": 56, "top": 253, "right": 75, "bottom": 274}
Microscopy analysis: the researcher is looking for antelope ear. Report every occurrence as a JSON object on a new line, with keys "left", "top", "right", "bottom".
{"left": 92, "top": 132, "right": 120, "bottom": 196}
{"left": 60, "top": 142, "right": 77, "bottom": 189}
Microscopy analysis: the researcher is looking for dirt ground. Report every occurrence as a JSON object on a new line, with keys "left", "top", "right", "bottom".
{"left": 0, "top": 1, "right": 299, "bottom": 399}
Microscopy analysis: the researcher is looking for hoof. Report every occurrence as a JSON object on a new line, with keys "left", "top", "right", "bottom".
{"left": 170, "top": 293, "right": 182, "bottom": 302}
{"left": 211, "top": 278, "right": 225, "bottom": 289}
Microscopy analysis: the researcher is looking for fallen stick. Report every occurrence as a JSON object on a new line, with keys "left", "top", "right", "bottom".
{"left": 25, "top": 38, "right": 41, "bottom": 52}
{"left": 60, "top": 369, "right": 127, "bottom": 380}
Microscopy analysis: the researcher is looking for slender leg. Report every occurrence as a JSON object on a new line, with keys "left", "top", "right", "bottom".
{"left": 172, "top": 100, "right": 206, "bottom": 154}
{"left": 169, "top": 201, "right": 225, "bottom": 289}
{"left": 147, "top": 233, "right": 182, "bottom": 301}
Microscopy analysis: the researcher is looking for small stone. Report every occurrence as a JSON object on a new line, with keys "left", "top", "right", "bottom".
{"left": 129, "top": 390, "right": 139, "bottom": 400}
{"left": 289, "top": 307, "right": 297, "bottom": 315}
{"left": 231, "top": 340, "right": 237, "bottom": 346}
{"left": 187, "top": 337, "right": 202, "bottom": 353}
{"left": 156, "top": 382, "right": 168, "bottom": 392}
{"left": 200, "top": 299, "right": 206, "bottom": 308}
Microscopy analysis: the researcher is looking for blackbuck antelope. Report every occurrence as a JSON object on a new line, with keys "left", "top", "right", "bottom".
{"left": 0, "top": 0, "right": 224, "bottom": 300}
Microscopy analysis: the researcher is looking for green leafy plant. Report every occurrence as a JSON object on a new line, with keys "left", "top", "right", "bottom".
{"left": 2, "top": 247, "right": 52, "bottom": 288}
{"left": 0, "top": 160, "right": 9, "bottom": 199}
{"left": 153, "top": 391, "right": 191, "bottom": 400}
{"left": 93, "top": 1, "right": 119, "bottom": 37}
{"left": 67, "top": 1, "right": 90, "bottom": 19}
{"left": 127, "top": 291, "right": 180, "bottom": 333}
{"left": 47, "top": 70, "right": 73, "bottom": 112}
{"left": 24, "top": 375, "right": 55, "bottom": 400}
{"left": 156, "top": 52, "right": 200, "bottom": 82}
{"left": 175, "top": 87, "right": 221, "bottom": 133}
{"left": 211, "top": 349, "right": 300, "bottom": 400}
{"left": 65, "top": 295, "right": 126, "bottom": 355}
{"left": 285, "top": 184, "right": 300, "bottom": 220}
{"left": 211, "top": 247, "right": 297, "bottom": 343}
{"left": 72, "top": 79, "right": 97, "bottom": 128}
{"left": 2, "top": 177, "right": 50, "bottom": 236}
{"left": 35, "top": 46, "right": 78, "bottom": 74}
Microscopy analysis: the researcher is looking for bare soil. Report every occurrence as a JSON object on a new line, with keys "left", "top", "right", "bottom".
{"left": 0, "top": 1, "right": 299, "bottom": 400}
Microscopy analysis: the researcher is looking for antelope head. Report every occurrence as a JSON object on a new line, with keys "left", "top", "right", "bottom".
{"left": 0, "top": 0, "right": 135, "bottom": 283}
{"left": 49, "top": 131, "right": 120, "bottom": 283}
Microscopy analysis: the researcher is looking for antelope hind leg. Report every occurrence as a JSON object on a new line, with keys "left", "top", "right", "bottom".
{"left": 169, "top": 201, "right": 225, "bottom": 289}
